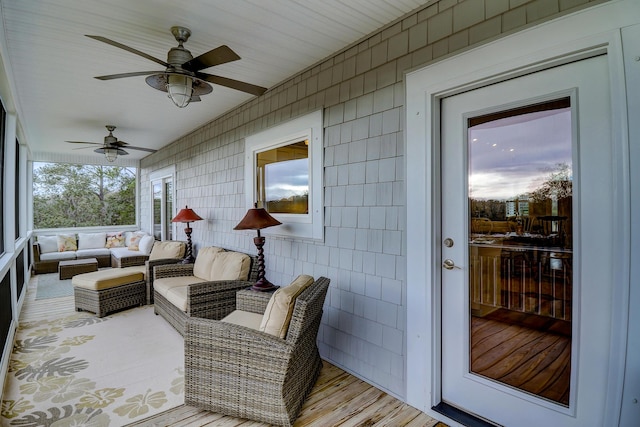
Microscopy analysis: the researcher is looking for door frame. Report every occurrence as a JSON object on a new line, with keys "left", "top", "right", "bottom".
{"left": 405, "top": 2, "right": 634, "bottom": 425}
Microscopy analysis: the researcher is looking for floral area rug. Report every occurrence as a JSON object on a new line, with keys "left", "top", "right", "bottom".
{"left": 1, "top": 305, "right": 184, "bottom": 426}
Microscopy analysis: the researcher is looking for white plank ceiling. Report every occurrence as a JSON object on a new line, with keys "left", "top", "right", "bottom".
{"left": 0, "top": 0, "right": 429, "bottom": 162}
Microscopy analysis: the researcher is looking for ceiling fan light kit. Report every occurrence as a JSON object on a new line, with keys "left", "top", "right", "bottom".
{"left": 88, "top": 26, "right": 267, "bottom": 109}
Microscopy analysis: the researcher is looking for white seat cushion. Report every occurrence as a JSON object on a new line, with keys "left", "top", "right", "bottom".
{"left": 40, "top": 251, "right": 76, "bottom": 261}
{"left": 110, "top": 247, "right": 146, "bottom": 260}
{"left": 221, "top": 310, "right": 264, "bottom": 330}
{"left": 76, "top": 248, "right": 110, "bottom": 258}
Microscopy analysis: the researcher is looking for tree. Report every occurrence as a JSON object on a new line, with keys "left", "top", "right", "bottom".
{"left": 33, "top": 163, "right": 136, "bottom": 228}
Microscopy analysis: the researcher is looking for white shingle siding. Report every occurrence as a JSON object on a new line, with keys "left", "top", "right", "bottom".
{"left": 140, "top": 0, "right": 601, "bottom": 400}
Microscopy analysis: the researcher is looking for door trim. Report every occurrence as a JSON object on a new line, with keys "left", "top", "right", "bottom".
{"left": 405, "top": 3, "right": 632, "bottom": 425}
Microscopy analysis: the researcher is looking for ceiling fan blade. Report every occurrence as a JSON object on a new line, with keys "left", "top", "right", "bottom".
{"left": 183, "top": 45, "right": 241, "bottom": 72}
{"left": 94, "top": 71, "right": 160, "bottom": 81}
{"left": 86, "top": 35, "right": 169, "bottom": 67}
{"left": 65, "top": 140, "right": 101, "bottom": 145}
{"left": 72, "top": 146, "right": 97, "bottom": 150}
{"left": 125, "top": 145, "right": 157, "bottom": 153}
{"left": 196, "top": 72, "right": 267, "bottom": 96}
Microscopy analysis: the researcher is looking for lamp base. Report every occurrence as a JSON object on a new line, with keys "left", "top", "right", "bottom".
{"left": 251, "top": 278, "right": 279, "bottom": 292}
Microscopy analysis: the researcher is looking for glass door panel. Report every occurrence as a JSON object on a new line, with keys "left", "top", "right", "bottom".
{"left": 468, "top": 98, "right": 573, "bottom": 406}
{"left": 152, "top": 182, "right": 162, "bottom": 240}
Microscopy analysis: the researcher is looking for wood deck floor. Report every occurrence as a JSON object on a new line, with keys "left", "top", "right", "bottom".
{"left": 16, "top": 274, "right": 444, "bottom": 427}
{"left": 471, "top": 310, "right": 571, "bottom": 406}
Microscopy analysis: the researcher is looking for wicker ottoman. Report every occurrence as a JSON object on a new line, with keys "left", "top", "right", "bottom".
{"left": 72, "top": 268, "right": 146, "bottom": 317}
{"left": 59, "top": 258, "right": 99, "bottom": 280}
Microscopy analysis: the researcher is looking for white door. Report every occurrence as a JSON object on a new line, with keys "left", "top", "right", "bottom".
{"left": 441, "top": 55, "right": 613, "bottom": 425}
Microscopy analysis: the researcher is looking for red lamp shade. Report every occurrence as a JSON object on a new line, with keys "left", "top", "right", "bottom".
{"left": 172, "top": 206, "right": 203, "bottom": 223}
{"left": 171, "top": 206, "right": 203, "bottom": 264}
{"left": 233, "top": 206, "right": 281, "bottom": 231}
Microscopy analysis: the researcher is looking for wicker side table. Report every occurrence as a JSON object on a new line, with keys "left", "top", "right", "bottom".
{"left": 59, "top": 258, "right": 99, "bottom": 280}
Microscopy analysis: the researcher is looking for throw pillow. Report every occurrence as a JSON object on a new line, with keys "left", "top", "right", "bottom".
{"left": 127, "top": 232, "right": 146, "bottom": 251}
{"left": 78, "top": 232, "right": 107, "bottom": 250}
{"left": 105, "top": 232, "right": 125, "bottom": 248}
{"left": 37, "top": 235, "right": 58, "bottom": 254}
{"left": 259, "top": 274, "right": 314, "bottom": 339}
{"left": 138, "top": 235, "right": 155, "bottom": 255}
{"left": 57, "top": 234, "right": 77, "bottom": 252}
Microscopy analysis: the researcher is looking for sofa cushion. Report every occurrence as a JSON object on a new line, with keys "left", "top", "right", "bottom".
{"left": 154, "top": 276, "right": 205, "bottom": 299}
{"left": 149, "top": 241, "right": 185, "bottom": 261}
{"left": 57, "top": 234, "right": 77, "bottom": 252}
{"left": 110, "top": 247, "right": 146, "bottom": 260}
{"left": 76, "top": 248, "right": 110, "bottom": 258}
{"left": 138, "top": 235, "right": 155, "bottom": 255}
{"left": 40, "top": 251, "right": 76, "bottom": 261}
{"left": 78, "top": 232, "right": 106, "bottom": 250}
{"left": 105, "top": 231, "right": 125, "bottom": 248}
{"left": 38, "top": 235, "right": 59, "bottom": 254}
{"left": 222, "top": 310, "right": 264, "bottom": 330}
{"left": 72, "top": 268, "right": 144, "bottom": 291}
{"left": 193, "top": 247, "right": 224, "bottom": 280}
{"left": 209, "top": 251, "right": 251, "bottom": 282}
{"left": 259, "top": 275, "right": 314, "bottom": 338}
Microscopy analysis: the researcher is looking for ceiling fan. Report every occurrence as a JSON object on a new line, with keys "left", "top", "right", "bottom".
{"left": 87, "top": 26, "right": 267, "bottom": 108}
{"left": 66, "top": 125, "right": 156, "bottom": 162}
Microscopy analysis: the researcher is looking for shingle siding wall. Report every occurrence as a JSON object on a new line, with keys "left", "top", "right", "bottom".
{"left": 140, "top": 0, "right": 604, "bottom": 399}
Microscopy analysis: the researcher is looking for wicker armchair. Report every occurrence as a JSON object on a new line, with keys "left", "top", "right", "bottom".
{"left": 153, "top": 249, "right": 258, "bottom": 335}
{"left": 184, "top": 276, "right": 330, "bottom": 427}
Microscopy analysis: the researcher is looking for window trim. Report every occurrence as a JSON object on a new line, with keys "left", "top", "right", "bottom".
{"left": 244, "top": 110, "right": 323, "bottom": 241}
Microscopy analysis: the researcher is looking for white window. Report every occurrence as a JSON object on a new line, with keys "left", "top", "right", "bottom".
{"left": 245, "top": 110, "right": 323, "bottom": 241}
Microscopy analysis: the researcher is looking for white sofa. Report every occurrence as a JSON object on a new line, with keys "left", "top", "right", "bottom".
{"left": 33, "top": 231, "right": 155, "bottom": 274}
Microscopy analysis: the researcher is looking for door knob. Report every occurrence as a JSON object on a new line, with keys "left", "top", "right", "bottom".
{"left": 443, "top": 259, "right": 460, "bottom": 270}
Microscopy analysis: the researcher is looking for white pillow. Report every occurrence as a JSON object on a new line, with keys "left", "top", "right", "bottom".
{"left": 78, "top": 232, "right": 107, "bottom": 250}
{"left": 37, "top": 235, "right": 58, "bottom": 254}
{"left": 138, "top": 235, "right": 155, "bottom": 255}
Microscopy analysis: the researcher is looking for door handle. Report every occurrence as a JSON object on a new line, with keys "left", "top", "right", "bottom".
{"left": 443, "top": 259, "right": 461, "bottom": 270}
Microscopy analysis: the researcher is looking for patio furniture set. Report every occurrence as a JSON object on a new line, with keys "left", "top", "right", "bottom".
{"left": 34, "top": 232, "right": 330, "bottom": 426}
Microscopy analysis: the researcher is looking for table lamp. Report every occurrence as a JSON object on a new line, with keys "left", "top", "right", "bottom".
{"left": 171, "top": 205, "right": 203, "bottom": 263}
{"left": 234, "top": 203, "right": 282, "bottom": 291}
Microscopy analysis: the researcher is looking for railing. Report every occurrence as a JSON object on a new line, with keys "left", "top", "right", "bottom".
{"left": 470, "top": 246, "right": 572, "bottom": 321}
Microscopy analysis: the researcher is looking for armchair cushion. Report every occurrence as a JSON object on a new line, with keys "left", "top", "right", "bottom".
{"left": 209, "top": 251, "right": 251, "bottom": 281}
{"left": 221, "top": 310, "right": 264, "bottom": 330}
{"left": 259, "top": 274, "right": 314, "bottom": 338}
{"left": 193, "top": 246, "right": 224, "bottom": 280}
{"left": 149, "top": 241, "right": 185, "bottom": 261}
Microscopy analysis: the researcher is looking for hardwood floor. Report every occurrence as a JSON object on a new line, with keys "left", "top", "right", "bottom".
{"left": 16, "top": 274, "right": 443, "bottom": 427}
